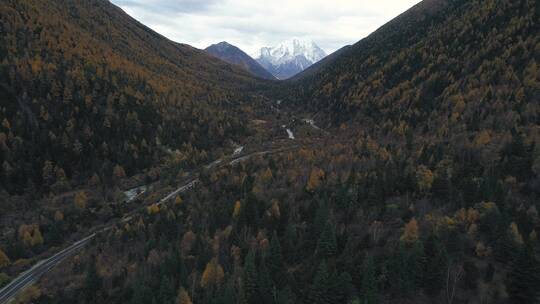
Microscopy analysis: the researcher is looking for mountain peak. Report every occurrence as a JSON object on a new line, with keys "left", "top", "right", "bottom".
{"left": 255, "top": 38, "right": 327, "bottom": 79}
{"left": 205, "top": 42, "right": 276, "bottom": 80}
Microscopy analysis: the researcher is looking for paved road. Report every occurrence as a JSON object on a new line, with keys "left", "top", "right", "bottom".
{"left": 0, "top": 234, "right": 95, "bottom": 304}
{"left": 0, "top": 144, "right": 296, "bottom": 303}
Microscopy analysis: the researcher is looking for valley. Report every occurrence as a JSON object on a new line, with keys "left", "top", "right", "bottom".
{"left": 0, "top": 0, "right": 539, "bottom": 303}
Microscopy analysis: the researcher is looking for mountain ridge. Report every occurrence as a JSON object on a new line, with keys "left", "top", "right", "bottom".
{"left": 205, "top": 41, "right": 276, "bottom": 80}
{"left": 255, "top": 38, "right": 327, "bottom": 79}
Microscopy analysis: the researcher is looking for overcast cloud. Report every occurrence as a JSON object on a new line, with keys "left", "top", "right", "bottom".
{"left": 111, "top": 0, "right": 421, "bottom": 55}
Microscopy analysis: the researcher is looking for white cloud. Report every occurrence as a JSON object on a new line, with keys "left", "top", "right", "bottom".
{"left": 112, "top": 0, "right": 421, "bottom": 54}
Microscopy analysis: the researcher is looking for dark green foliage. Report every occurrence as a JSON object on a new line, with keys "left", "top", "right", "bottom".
{"left": 506, "top": 247, "right": 540, "bottom": 304}
{"left": 243, "top": 250, "right": 258, "bottom": 303}
{"left": 316, "top": 222, "right": 338, "bottom": 258}
{"left": 84, "top": 256, "right": 102, "bottom": 303}
{"left": 307, "top": 261, "right": 330, "bottom": 304}
{"left": 268, "top": 231, "right": 284, "bottom": 284}
{"left": 361, "top": 256, "right": 377, "bottom": 304}
{"left": 422, "top": 236, "right": 448, "bottom": 296}
{"left": 258, "top": 259, "right": 273, "bottom": 304}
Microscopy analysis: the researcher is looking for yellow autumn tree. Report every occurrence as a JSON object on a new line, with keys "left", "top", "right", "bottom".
{"left": 180, "top": 231, "right": 196, "bottom": 255}
{"left": 74, "top": 191, "right": 88, "bottom": 209}
{"left": 147, "top": 203, "right": 160, "bottom": 215}
{"left": 260, "top": 168, "right": 273, "bottom": 183}
{"left": 22, "top": 231, "right": 33, "bottom": 247}
{"left": 176, "top": 287, "right": 192, "bottom": 304}
{"left": 416, "top": 165, "right": 434, "bottom": 191}
{"left": 306, "top": 167, "right": 325, "bottom": 192}
{"left": 400, "top": 218, "right": 419, "bottom": 244}
{"left": 31, "top": 228, "right": 44, "bottom": 247}
{"left": 200, "top": 258, "right": 224, "bottom": 289}
{"left": 113, "top": 164, "right": 126, "bottom": 181}
{"left": 473, "top": 130, "right": 491, "bottom": 147}
{"left": 509, "top": 222, "right": 524, "bottom": 245}
{"left": 0, "top": 248, "right": 10, "bottom": 268}
{"left": 268, "top": 199, "right": 281, "bottom": 219}
{"left": 54, "top": 210, "right": 64, "bottom": 221}
{"left": 232, "top": 200, "right": 241, "bottom": 218}
{"left": 175, "top": 195, "right": 183, "bottom": 206}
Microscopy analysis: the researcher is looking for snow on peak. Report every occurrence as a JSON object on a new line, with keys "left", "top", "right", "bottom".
{"left": 256, "top": 38, "right": 327, "bottom": 66}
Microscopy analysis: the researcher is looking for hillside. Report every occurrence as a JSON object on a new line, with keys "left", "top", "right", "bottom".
{"left": 1, "top": 0, "right": 540, "bottom": 304}
{"left": 290, "top": 45, "right": 351, "bottom": 81}
{"left": 205, "top": 42, "right": 276, "bottom": 80}
{"left": 0, "top": 0, "right": 266, "bottom": 195}
{"left": 291, "top": 0, "right": 539, "bottom": 124}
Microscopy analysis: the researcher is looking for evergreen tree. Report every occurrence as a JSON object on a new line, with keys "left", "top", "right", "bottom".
{"left": 275, "top": 287, "right": 296, "bottom": 304}
{"left": 268, "top": 231, "right": 284, "bottom": 284}
{"left": 361, "top": 256, "right": 377, "bottom": 304}
{"left": 84, "top": 257, "right": 102, "bottom": 303}
{"left": 158, "top": 276, "right": 175, "bottom": 304}
{"left": 422, "top": 235, "right": 448, "bottom": 296}
{"left": 307, "top": 260, "right": 330, "bottom": 304}
{"left": 317, "top": 222, "right": 338, "bottom": 258}
{"left": 258, "top": 259, "right": 273, "bottom": 304}
{"left": 243, "top": 250, "right": 258, "bottom": 303}
{"left": 506, "top": 246, "right": 540, "bottom": 304}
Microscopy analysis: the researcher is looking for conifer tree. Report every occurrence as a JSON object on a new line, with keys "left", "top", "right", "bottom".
{"left": 506, "top": 246, "right": 540, "bottom": 304}
{"left": 243, "top": 250, "right": 258, "bottom": 303}
{"left": 268, "top": 231, "right": 284, "bottom": 284}
{"left": 307, "top": 261, "right": 330, "bottom": 304}
{"left": 258, "top": 259, "right": 273, "bottom": 304}
{"left": 158, "top": 276, "right": 175, "bottom": 304}
{"left": 361, "top": 256, "right": 377, "bottom": 304}
{"left": 317, "top": 222, "right": 338, "bottom": 258}
{"left": 84, "top": 257, "right": 102, "bottom": 303}
{"left": 423, "top": 235, "right": 448, "bottom": 296}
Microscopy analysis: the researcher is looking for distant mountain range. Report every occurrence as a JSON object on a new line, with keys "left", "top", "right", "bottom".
{"left": 205, "top": 42, "right": 276, "bottom": 80}
{"left": 254, "top": 38, "right": 327, "bottom": 79}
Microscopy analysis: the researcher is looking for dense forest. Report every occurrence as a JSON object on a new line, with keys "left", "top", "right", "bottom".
{"left": 0, "top": 0, "right": 265, "bottom": 195}
{"left": 1, "top": 0, "right": 540, "bottom": 303}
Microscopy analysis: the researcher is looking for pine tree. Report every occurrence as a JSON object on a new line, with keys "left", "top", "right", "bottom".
{"left": 317, "top": 222, "right": 338, "bottom": 258}
{"left": 390, "top": 244, "right": 414, "bottom": 296}
{"left": 158, "top": 276, "right": 175, "bottom": 304}
{"left": 84, "top": 257, "right": 102, "bottom": 303}
{"left": 361, "top": 256, "right": 377, "bottom": 304}
{"left": 506, "top": 246, "right": 540, "bottom": 304}
{"left": 422, "top": 235, "right": 448, "bottom": 296}
{"left": 258, "top": 259, "right": 273, "bottom": 304}
{"left": 243, "top": 250, "right": 258, "bottom": 303}
{"left": 268, "top": 231, "right": 284, "bottom": 284}
{"left": 307, "top": 261, "right": 330, "bottom": 304}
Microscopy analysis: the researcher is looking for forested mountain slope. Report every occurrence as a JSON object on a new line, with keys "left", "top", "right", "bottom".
{"left": 0, "top": 0, "right": 265, "bottom": 194}
{"left": 1, "top": 0, "right": 540, "bottom": 304}
{"left": 292, "top": 0, "right": 539, "bottom": 126}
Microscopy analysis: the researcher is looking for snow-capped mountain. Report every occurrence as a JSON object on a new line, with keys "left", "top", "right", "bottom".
{"left": 255, "top": 38, "right": 327, "bottom": 79}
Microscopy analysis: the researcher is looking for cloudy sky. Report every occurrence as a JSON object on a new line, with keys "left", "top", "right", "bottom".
{"left": 111, "top": 0, "right": 421, "bottom": 55}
